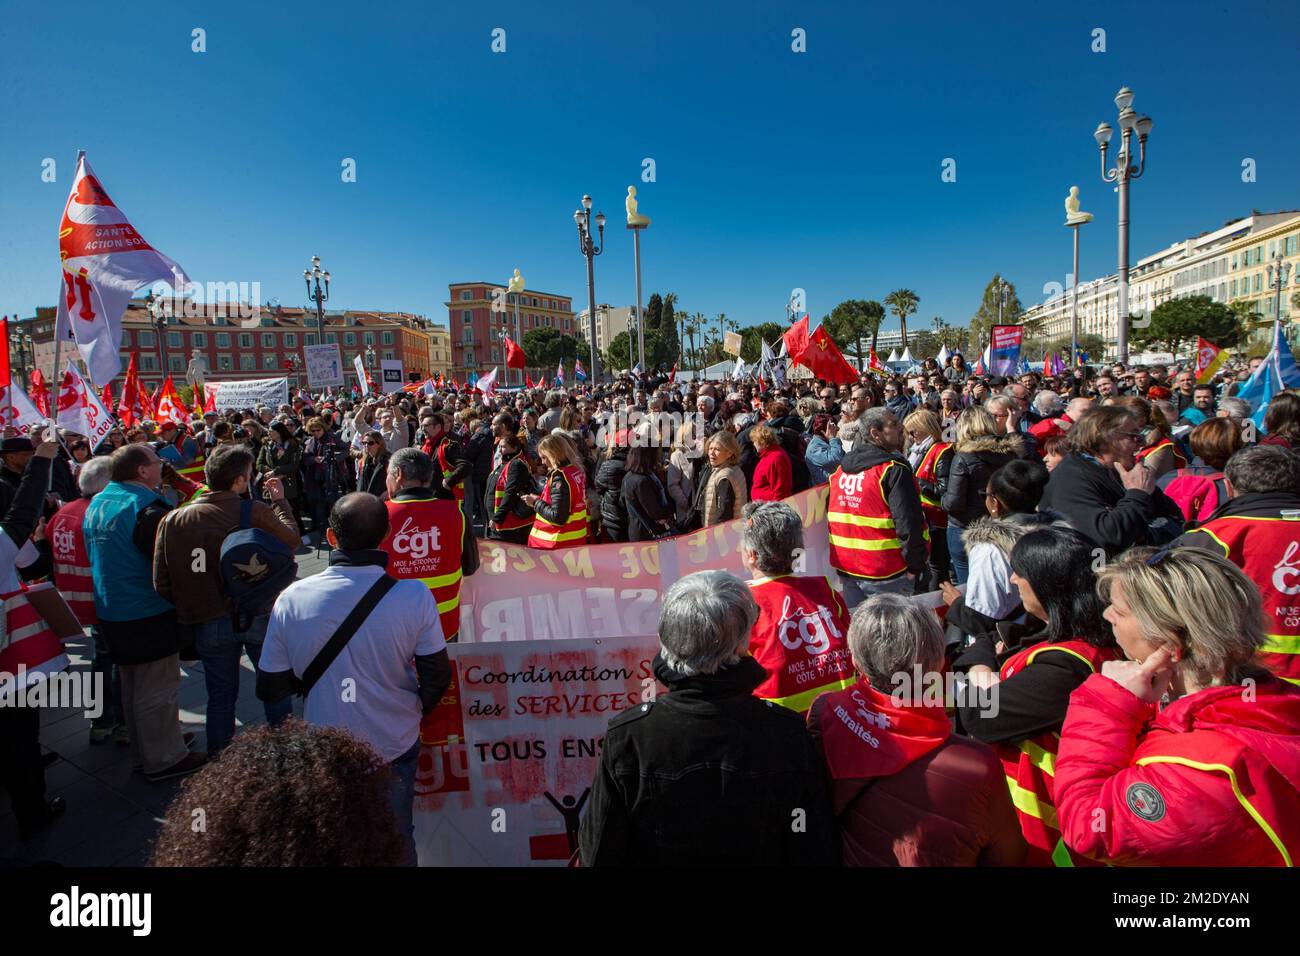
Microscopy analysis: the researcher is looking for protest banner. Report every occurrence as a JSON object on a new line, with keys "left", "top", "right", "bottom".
{"left": 723, "top": 331, "right": 743, "bottom": 356}
{"left": 303, "top": 343, "right": 344, "bottom": 387}
{"left": 990, "top": 325, "right": 1023, "bottom": 376}
{"left": 381, "top": 359, "right": 404, "bottom": 393}
{"left": 203, "top": 376, "right": 289, "bottom": 410}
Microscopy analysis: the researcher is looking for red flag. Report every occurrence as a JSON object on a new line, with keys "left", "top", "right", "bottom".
{"left": 868, "top": 349, "right": 885, "bottom": 373}
{"left": 191, "top": 385, "right": 205, "bottom": 421}
{"left": 669, "top": 362, "right": 677, "bottom": 384}
{"left": 798, "top": 325, "right": 858, "bottom": 385}
{"left": 0, "top": 317, "right": 9, "bottom": 391}
{"left": 782, "top": 314, "right": 810, "bottom": 363}
{"left": 537, "top": 375, "right": 547, "bottom": 389}
{"left": 119, "top": 353, "right": 141, "bottom": 425}
{"left": 504, "top": 336, "right": 527, "bottom": 370}
{"left": 155, "top": 376, "right": 187, "bottom": 425}
{"left": 204, "top": 386, "right": 216, "bottom": 413}
{"left": 524, "top": 372, "right": 535, "bottom": 388}
{"left": 29, "top": 368, "right": 51, "bottom": 417}
{"left": 99, "top": 381, "right": 113, "bottom": 409}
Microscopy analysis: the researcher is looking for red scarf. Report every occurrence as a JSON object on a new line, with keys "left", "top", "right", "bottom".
{"left": 817, "top": 680, "right": 951, "bottom": 779}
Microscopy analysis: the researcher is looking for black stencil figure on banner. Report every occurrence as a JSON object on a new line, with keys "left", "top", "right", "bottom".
{"left": 544, "top": 789, "right": 591, "bottom": 851}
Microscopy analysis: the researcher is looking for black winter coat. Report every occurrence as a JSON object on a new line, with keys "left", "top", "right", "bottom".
{"left": 578, "top": 655, "right": 840, "bottom": 866}
{"left": 487, "top": 455, "right": 535, "bottom": 526}
{"left": 621, "top": 470, "right": 673, "bottom": 541}
{"left": 595, "top": 451, "right": 629, "bottom": 542}
{"left": 1038, "top": 452, "right": 1183, "bottom": 556}
{"left": 941, "top": 434, "right": 1025, "bottom": 529}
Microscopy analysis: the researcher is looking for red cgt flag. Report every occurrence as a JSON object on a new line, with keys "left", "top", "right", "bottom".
{"left": 504, "top": 336, "right": 527, "bottom": 370}
{"left": 29, "top": 368, "right": 51, "bottom": 417}
{"left": 0, "top": 317, "right": 9, "bottom": 391}
{"left": 798, "top": 324, "right": 858, "bottom": 385}
{"left": 782, "top": 314, "right": 810, "bottom": 363}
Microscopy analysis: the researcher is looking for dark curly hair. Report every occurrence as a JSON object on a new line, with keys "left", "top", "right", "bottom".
{"left": 150, "top": 719, "right": 404, "bottom": 866}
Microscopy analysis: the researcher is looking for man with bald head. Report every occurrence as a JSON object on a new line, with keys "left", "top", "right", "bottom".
{"left": 257, "top": 492, "right": 452, "bottom": 865}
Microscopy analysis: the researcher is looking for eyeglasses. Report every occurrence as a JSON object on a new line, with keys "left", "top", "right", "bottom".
{"left": 365, "top": 440, "right": 380, "bottom": 446}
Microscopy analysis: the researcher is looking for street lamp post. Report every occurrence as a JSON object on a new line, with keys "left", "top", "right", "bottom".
{"left": 628, "top": 213, "right": 648, "bottom": 373}
{"left": 303, "top": 255, "right": 331, "bottom": 343}
{"left": 574, "top": 196, "right": 605, "bottom": 385}
{"left": 9, "top": 322, "right": 34, "bottom": 390}
{"left": 145, "top": 290, "right": 169, "bottom": 383}
{"left": 1095, "top": 87, "right": 1153, "bottom": 364}
{"left": 1267, "top": 253, "right": 1294, "bottom": 329}
{"left": 365, "top": 343, "right": 376, "bottom": 384}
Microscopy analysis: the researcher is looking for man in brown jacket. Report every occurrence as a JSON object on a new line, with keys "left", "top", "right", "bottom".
{"left": 154, "top": 444, "right": 300, "bottom": 756}
{"left": 808, "top": 593, "right": 1026, "bottom": 866}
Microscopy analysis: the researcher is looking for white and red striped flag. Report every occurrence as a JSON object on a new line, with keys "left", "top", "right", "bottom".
{"left": 53, "top": 152, "right": 189, "bottom": 386}
{"left": 56, "top": 362, "right": 115, "bottom": 448}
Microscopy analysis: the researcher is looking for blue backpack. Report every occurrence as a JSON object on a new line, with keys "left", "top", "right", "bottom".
{"left": 219, "top": 498, "right": 298, "bottom": 632}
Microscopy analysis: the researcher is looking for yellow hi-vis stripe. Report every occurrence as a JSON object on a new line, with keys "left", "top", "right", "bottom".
{"left": 765, "top": 676, "right": 855, "bottom": 714}
{"left": 1262, "top": 633, "right": 1300, "bottom": 655}
{"left": 1135, "top": 755, "right": 1293, "bottom": 866}
{"left": 1019, "top": 739, "right": 1058, "bottom": 778}
{"left": 1006, "top": 775, "right": 1058, "bottom": 831}
{"left": 529, "top": 523, "right": 588, "bottom": 542}
{"left": 828, "top": 533, "right": 902, "bottom": 551}
{"left": 827, "top": 511, "right": 896, "bottom": 529}
{"left": 418, "top": 570, "right": 463, "bottom": 590}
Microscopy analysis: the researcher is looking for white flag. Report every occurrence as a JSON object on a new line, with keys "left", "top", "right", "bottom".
{"left": 53, "top": 152, "right": 189, "bottom": 386}
{"left": 56, "top": 362, "right": 115, "bottom": 448}
{"left": 0, "top": 385, "right": 47, "bottom": 435}
{"left": 733, "top": 357, "right": 746, "bottom": 380}
{"left": 937, "top": 344, "right": 951, "bottom": 365}
{"left": 354, "top": 355, "right": 370, "bottom": 396}
{"left": 478, "top": 366, "right": 499, "bottom": 396}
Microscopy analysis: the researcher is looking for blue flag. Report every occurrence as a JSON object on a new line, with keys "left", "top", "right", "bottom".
{"left": 1236, "top": 323, "right": 1300, "bottom": 429}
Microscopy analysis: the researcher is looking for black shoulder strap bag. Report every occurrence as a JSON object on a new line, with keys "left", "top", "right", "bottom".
{"left": 298, "top": 575, "right": 398, "bottom": 699}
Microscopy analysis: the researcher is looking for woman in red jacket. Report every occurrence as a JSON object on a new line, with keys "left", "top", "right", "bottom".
{"left": 808, "top": 592, "right": 1026, "bottom": 866}
{"left": 750, "top": 424, "right": 792, "bottom": 502}
{"left": 1056, "top": 546, "right": 1300, "bottom": 866}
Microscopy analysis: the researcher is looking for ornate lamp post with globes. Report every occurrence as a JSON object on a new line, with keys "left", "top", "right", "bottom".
{"left": 575, "top": 196, "right": 605, "bottom": 384}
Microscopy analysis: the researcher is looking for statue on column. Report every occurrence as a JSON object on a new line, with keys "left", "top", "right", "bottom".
{"left": 1065, "top": 186, "right": 1093, "bottom": 225}
{"left": 508, "top": 268, "right": 524, "bottom": 294}
{"left": 186, "top": 349, "right": 209, "bottom": 390}
{"left": 626, "top": 186, "right": 651, "bottom": 228}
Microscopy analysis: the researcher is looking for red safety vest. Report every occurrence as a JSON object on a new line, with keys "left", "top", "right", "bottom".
{"left": 1184, "top": 514, "right": 1300, "bottom": 685}
{"left": 436, "top": 439, "right": 465, "bottom": 502}
{"left": 527, "top": 465, "right": 589, "bottom": 549}
{"left": 492, "top": 457, "right": 534, "bottom": 531}
{"left": 746, "top": 574, "right": 855, "bottom": 713}
{"left": 1137, "top": 437, "right": 1188, "bottom": 470}
{"left": 47, "top": 498, "right": 96, "bottom": 627}
{"left": 827, "top": 462, "right": 926, "bottom": 580}
{"left": 0, "top": 582, "right": 70, "bottom": 688}
{"left": 997, "top": 638, "right": 1118, "bottom": 867}
{"left": 380, "top": 497, "right": 466, "bottom": 642}
{"left": 915, "top": 441, "right": 953, "bottom": 531}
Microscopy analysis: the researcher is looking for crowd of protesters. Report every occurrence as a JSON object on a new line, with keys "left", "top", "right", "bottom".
{"left": 5, "top": 349, "right": 1300, "bottom": 868}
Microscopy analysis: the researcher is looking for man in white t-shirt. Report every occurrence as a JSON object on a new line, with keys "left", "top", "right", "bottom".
{"left": 257, "top": 492, "right": 451, "bottom": 865}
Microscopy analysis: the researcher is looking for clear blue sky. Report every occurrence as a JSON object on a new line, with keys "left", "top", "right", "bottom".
{"left": 2, "top": 0, "right": 1296, "bottom": 334}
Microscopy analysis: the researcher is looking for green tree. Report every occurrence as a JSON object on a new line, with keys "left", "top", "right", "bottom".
{"left": 885, "top": 289, "right": 920, "bottom": 349}
{"left": 660, "top": 292, "right": 677, "bottom": 342}
{"left": 970, "top": 274, "right": 1025, "bottom": 346}
{"left": 1043, "top": 333, "right": 1107, "bottom": 364}
{"left": 1132, "top": 295, "right": 1243, "bottom": 355}
{"left": 821, "top": 299, "right": 884, "bottom": 365}
{"left": 908, "top": 330, "right": 941, "bottom": 362}
{"left": 523, "top": 328, "right": 590, "bottom": 371}
{"left": 605, "top": 328, "right": 677, "bottom": 373}
{"left": 739, "top": 322, "right": 788, "bottom": 363}
{"left": 644, "top": 292, "right": 663, "bottom": 338}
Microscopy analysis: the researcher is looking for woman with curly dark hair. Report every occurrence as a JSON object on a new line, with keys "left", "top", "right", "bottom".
{"left": 151, "top": 720, "right": 405, "bottom": 867}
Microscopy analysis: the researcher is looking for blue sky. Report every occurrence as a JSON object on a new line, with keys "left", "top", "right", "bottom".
{"left": 2, "top": 0, "right": 1297, "bottom": 334}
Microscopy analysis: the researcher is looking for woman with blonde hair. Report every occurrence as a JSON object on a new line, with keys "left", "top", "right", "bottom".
{"left": 749, "top": 423, "right": 792, "bottom": 502}
{"left": 523, "top": 433, "right": 589, "bottom": 549}
{"left": 940, "top": 407, "right": 1024, "bottom": 583}
{"left": 906, "top": 408, "right": 954, "bottom": 589}
{"left": 1055, "top": 546, "right": 1300, "bottom": 866}
{"left": 667, "top": 418, "right": 699, "bottom": 525}
{"left": 699, "top": 431, "right": 748, "bottom": 527}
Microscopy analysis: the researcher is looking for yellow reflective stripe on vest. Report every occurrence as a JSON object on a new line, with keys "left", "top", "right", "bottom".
{"left": 530, "top": 524, "right": 588, "bottom": 543}
{"left": 1019, "top": 739, "right": 1058, "bottom": 778}
{"left": 435, "top": 596, "right": 459, "bottom": 615}
{"left": 418, "top": 570, "right": 463, "bottom": 590}
{"left": 1135, "top": 755, "right": 1293, "bottom": 867}
{"left": 1263, "top": 633, "right": 1300, "bottom": 655}
{"left": 827, "top": 511, "right": 896, "bottom": 530}
{"left": 1005, "top": 775, "right": 1059, "bottom": 831}
{"left": 828, "top": 533, "right": 903, "bottom": 551}
{"left": 765, "top": 676, "right": 855, "bottom": 714}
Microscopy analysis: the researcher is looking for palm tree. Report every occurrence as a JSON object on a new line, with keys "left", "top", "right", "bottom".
{"left": 885, "top": 289, "right": 919, "bottom": 350}
{"left": 685, "top": 315, "right": 699, "bottom": 370}
{"left": 863, "top": 300, "right": 885, "bottom": 355}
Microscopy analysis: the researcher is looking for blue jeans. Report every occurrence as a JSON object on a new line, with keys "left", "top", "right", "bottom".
{"left": 947, "top": 526, "right": 970, "bottom": 585}
{"left": 390, "top": 739, "right": 421, "bottom": 867}
{"left": 838, "top": 571, "right": 915, "bottom": 610}
{"left": 90, "top": 626, "right": 124, "bottom": 730}
{"left": 194, "top": 613, "right": 292, "bottom": 755}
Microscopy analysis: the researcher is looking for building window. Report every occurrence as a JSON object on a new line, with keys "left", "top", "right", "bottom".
{"left": 263, "top": 355, "right": 278, "bottom": 369}
{"left": 491, "top": 347, "right": 500, "bottom": 362}
{"left": 262, "top": 333, "right": 275, "bottom": 348}
{"left": 464, "top": 350, "right": 475, "bottom": 365}
{"left": 462, "top": 310, "right": 473, "bottom": 323}
{"left": 141, "top": 354, "right": 158, "bottom": 371}
{"left": 364, "top": 332, "right": 375, "bottom": 345}
{"left": 460, "top": 290, "right": 472, "bottom": 301}
{"left": 168, "top": 355, "right": 185, "bottom": 372}
{"left": 168, "top": 331, "right": 182, "bottom": 348}
{"left": 462, "top": 328, "right": 474, "bottom": 344}
{"left": 239, "top": 333, "right": 253, "bottom": 348}
{"left": 326, "top": 333, "right": 337, "bottom": 344}
{"left": 218, "top": 354, "right": 233, "bottom": 370}
{"left": 382, "top": 331, "right": 393, "bottom": 345}
{"left": 216, "top": 332, "right": 230, "bottom": 348}
{"left": 138, "top": 330, "right": 155, "bottom": 347}
{"left": 344, "top": 332, "right": 356, "bottom": 346}
{"left": 384, "top": 350, "right": 395, "bottom": 361}
{"left": 305, "top": 333, "right": 317, "bottom": 346}
{"left": 284, "top": 333, "right": 296, "bottom": 347}
{"left": 240, "top": 354, "right": 256, "bottom": 370}
{"left": 192, "top": 332, "right": 207, "bottom": 347}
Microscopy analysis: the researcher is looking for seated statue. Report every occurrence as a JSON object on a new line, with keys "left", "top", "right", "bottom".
{"left": 508, "top": 268, "right": 524, "bottom": 294}
{"left": 1065, "top": 186, "right": 1093, "bottom": 225}
{"left": 626, "top": 186, "right": 651, "bottom": 228}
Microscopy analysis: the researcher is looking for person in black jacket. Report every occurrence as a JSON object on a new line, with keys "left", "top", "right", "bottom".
{"left": 737, "top": 403, "right": 812, "bottom": 495}
{"left": 595, "top": 440, "right": 629, "bottom": 543}
{"left": 621, "top": 446, "right": 674, "bottom": 541}
{"left": 461, "top": 412, "right": 496, "bottom": 535}
{"left": 941, "top": 407, "right": 1025, "bottom": 584}
{"left": 1037, "top": 405, "right": 1183, "bottom": 556}
{"left": 579, "top": 570, "right": 839, "bottom": 866}
{"left": 358, "top": 431, "right": 391, "bottom": 497}
{"left": 486, "top": 433, "right": 535, "bottom": 545}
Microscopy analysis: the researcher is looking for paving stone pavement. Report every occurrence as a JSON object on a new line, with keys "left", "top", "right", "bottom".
{"left": 0, "top": 542, "right": 332, "bottom": 867}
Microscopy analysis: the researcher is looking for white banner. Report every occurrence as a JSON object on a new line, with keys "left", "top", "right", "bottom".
{"left": 304, "top": 343, "right": 344, "bottom": 387}
{"left": 55, "top": 362, "right": 115, "bottom": 448}
{"left": 354, "top": 355, "right": 370, "bottom": 397}
{"left": 203, "top": 376, "right": 289, "bottom": 410}
{"left": 380, "top": 359, "right": 404, "bottom": 394}
{"left": 0, "top": 386, "right": 48, "bottom": 435}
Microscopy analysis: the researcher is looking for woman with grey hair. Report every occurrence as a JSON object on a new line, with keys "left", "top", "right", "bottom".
{"left": 740, "top": 502, "right": 854, "bottom": 714}
{"left": 578, "top": 570, "right": 839, "bottom": 866}
{"left": 807, "top": 594, "right": 1025, "bottom": 866}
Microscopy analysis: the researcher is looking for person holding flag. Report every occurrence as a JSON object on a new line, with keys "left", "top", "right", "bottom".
{"left": 575, "top": 358, "right": 588, "bottom": 382}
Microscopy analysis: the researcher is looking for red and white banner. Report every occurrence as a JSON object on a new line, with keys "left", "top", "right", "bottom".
{"left": 56, "top": 362, "right": 115, "bottom": 448}
{"left": 154, "top": 376, "right": 187, "bottom": 426}
{"left": 0, "top": 385, "right": 47, "bottom": 435}
{"left": 53, "top": 152, "right": 188, "bottom": 386}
